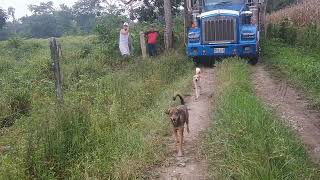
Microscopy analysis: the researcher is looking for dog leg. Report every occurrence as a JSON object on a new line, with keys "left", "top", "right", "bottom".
{"left": 195, "top": 84, "right": 199, "bottom": 100}
{"left": 174, "top": 129, "right": 179, "bottom": 144}
{"left": 186, "top": 117, "right": 190, "bottom": 133}
{"left": 182, "top": 127, "right": 185, "bottom": 144}
{"left": 186, "top": 123, "right": 190, "bottom": 134}
{"left": 178, "top": 128, "right": 183, "bottom": 157}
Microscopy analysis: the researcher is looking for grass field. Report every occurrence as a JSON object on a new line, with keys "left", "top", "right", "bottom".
{"left": 261, "top": 39, "right": 320, "bottom": 109}
{"left": 0, "top": 36, "right": 193, "bottom": 179}
{"left": 204, "top": 60, "right": 319, "bottom": 179}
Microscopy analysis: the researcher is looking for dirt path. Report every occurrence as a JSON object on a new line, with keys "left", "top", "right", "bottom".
{"left": 149, "top": 67, "right": 215, "bottom": 180}
{"left": 252, "top": 64, "right": 320, "bottom": 164}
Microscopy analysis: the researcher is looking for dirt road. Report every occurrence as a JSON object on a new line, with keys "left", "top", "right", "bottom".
{"left": 149, "top": 68, "right": 215, "bottom": 180}
{"left": 252, "top": 64, "right": 320, "bottom": 164}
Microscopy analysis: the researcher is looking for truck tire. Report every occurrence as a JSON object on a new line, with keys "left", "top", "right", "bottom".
{"left": 193, "top": 57, "right": 199, "bottom": 66}
{"left": 208, "top": 58, "right": 216, "bottom": 67}
{"left": 248, "top": 44, "right": 260, "bottom": 65}
{"left": 248, "top": 57, "right": 258, "bottom": 65}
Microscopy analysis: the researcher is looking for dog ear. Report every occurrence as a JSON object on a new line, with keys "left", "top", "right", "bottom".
{"left": 165, "top": 108, "right": 170, "bottom": 114}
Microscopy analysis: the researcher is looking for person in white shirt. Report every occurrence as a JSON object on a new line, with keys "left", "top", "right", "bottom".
{"left": 119, "top": 22, "right": 130, "bottom": 57}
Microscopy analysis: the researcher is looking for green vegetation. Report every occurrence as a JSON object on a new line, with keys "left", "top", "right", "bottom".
{"left": 262, "top": 39, "right": 320, "bottom": 109}
{"left": 0, "top": 0, "right": 184, "bottom": 40}
{"left": 267, "top": 0, "right": 297, "bottom": 13}
{"left": 205, "top": 60, "right": 319, "bottom": 179}
{"left": 0, "top": 7, "right": 6, "bottom": 29}
{"left": 267, "top": 22, "right": 320, "bottom": 53}
{"left": 266, "top": 16, "right": 320, "bottom": 109}
{"left": 0, "top": 36, "right": 193, "bottom": 179}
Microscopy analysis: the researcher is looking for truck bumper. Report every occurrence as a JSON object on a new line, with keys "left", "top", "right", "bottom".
{"left": 187, "top": 43, "right": 258, "bottom": 59}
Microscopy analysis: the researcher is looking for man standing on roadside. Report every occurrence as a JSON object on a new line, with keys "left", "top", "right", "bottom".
{"left": 119, "top": 22, "right": 130, "bottom": 57}
{"left": 145, "top": 25, "right": 159, "bottom": 57}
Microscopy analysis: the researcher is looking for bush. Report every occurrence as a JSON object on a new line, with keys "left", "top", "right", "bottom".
{"left": 0, "top": 90, "right": 28, "bottom": 128}
{"left": 25, "top": 104, "right": 91, "bottom": 179}
{"left": 6, "top": 37, "right": 24, "bottom": 49}
{"left": 267, "top": 18, "right": 297, "bottom": 44}
{"left": 267, "top": 0, "right": 320, "bottom": 52}
{"left": 267, "top": 20, "right": 320, "bottom": 54}
{"left": 300, "top": 24, "right": 320, "bottom": 50}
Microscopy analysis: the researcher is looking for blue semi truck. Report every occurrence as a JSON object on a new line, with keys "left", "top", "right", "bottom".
{"left": 185, "top": 0, "right": 265, "bottom": 65}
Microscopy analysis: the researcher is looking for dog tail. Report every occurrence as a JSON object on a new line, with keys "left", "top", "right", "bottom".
{"left": 173, "top": 94, "right": 185, "bottom": 105}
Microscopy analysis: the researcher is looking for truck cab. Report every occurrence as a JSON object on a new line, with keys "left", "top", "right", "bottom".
{"left": 186, "top": 0, "right": 263, "bottom": 65}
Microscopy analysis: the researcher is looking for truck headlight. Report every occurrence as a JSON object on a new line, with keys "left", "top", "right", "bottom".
{"left": 241, "top": 32, "right": 255, "bottom": 40}
{"left": 188, "top": 32, "right": 200, "bottom": 42}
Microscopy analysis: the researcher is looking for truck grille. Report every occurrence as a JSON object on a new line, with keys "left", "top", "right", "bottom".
{"left": 202, "top": 16, "right": 237, "bottom": 43}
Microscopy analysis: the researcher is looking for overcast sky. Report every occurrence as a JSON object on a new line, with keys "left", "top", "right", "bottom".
{"left": 0, "top": 0, "right": 78, "bottom": 19}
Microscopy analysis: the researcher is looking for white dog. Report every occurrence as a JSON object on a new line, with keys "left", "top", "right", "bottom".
{"left": 193, "top": 68, "right": 202, "bottom": 99}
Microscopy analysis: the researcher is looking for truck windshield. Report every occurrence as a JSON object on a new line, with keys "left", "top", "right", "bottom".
{"left": 204, "top": 0, "right": 244, "bottom": 6}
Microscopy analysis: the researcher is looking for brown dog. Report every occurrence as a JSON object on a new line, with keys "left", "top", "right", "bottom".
{"left": 165, "top": 94, "right": 190, "bottom": 156}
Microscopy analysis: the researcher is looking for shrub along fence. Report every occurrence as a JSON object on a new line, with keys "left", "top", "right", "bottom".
{"left": 267, "top": 21, "right": 320, "bottom": 51}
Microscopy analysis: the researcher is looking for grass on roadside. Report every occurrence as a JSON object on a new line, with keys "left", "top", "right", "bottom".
{"left": 205, "top": 60, "right": 319, "bottom": 179}
{"left": 262, "top": 39, "right": 320, "bottom": 109}
{"left": 0, "top": 35, "right": 194, "bottom": 179}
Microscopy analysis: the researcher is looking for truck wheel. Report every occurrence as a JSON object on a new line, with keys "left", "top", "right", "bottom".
{"left": 193, "top": 58, "right": 199, "bottom": 66}
{"left": 248, "top": 57, "right": 258, "bottom": 65}
{"left": 249, "top": 44, "right": 260, "bottom": 65}
{"left": 208, "top": 58, "right": 216, "bottom": 67}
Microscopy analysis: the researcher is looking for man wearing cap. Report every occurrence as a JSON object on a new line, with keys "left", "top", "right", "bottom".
{"left": 145, "top": 25, "right": 159, "bottom": 57}
{"left": 119, "top": 22, "right": 130, "bottom": 57}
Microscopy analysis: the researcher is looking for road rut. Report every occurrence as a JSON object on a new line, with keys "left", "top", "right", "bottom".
{"left": 252, "top": 64, "right": 320, "bottom": 164}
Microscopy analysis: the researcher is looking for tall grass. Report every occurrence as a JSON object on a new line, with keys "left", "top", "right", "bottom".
{"left": 261, "top": 40, "right": 320, "bottom": 109}
{"left": 204, "top": 60, "right": 319, "bottom": 179}
{"left": 0, "top": 36, "right": 193, "bottom": 179}
{"left": 267, "top": 0, "right": 320, "bottom": 52}
{"left": 267, "top": 0, "right": 320, "bottom": 27}
{"left": 265, "top": 0, "right": 320, "bottom": 109}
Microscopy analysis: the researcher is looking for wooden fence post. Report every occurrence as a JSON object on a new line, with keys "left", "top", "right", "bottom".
{"left": 49, "top": 37, "right": 63, "bottom": 103}
{"left": 140, "top": 31, "right": 147, "bottom": 59}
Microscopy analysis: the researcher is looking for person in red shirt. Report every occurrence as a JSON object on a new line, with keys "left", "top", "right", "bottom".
{"left": 145, "top": 25, "right": 159, "bottom": 57}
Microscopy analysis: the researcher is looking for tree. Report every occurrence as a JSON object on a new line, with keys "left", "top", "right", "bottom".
{"left": 55, "top": 4, "right": 78, "bottom": 35}
{"left": 72, "top": 0, "right": 102, "bottom": 15}
{"left": 164, "top": 0, "right": 173, "bottom": 49}
{"left": 28, "top": 1, "right": 54, "bottom": 15}
{"left": 7, "top": 7, "right": 16, "bottom": 34}
{"left": 72, "top": 0, "right": 102, "bottom": 33}
{"left": 114, "top": 0, "right": 175, "bottom": 49}
{"left": 0, "top": 8, "right": 7, "bottom": 30}
{"left": 20, "top": 14, "right": 60, "bottom": 38}
{"left": 7, "top": 7, "right": 15, "bottom": 21}
{"left": 128, "top": 0, "right": 183, "bottom": 22}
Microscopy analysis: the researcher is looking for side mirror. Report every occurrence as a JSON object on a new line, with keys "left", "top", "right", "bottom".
{"left": 241, "top": 11, "right": 253, "bottom": 16}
